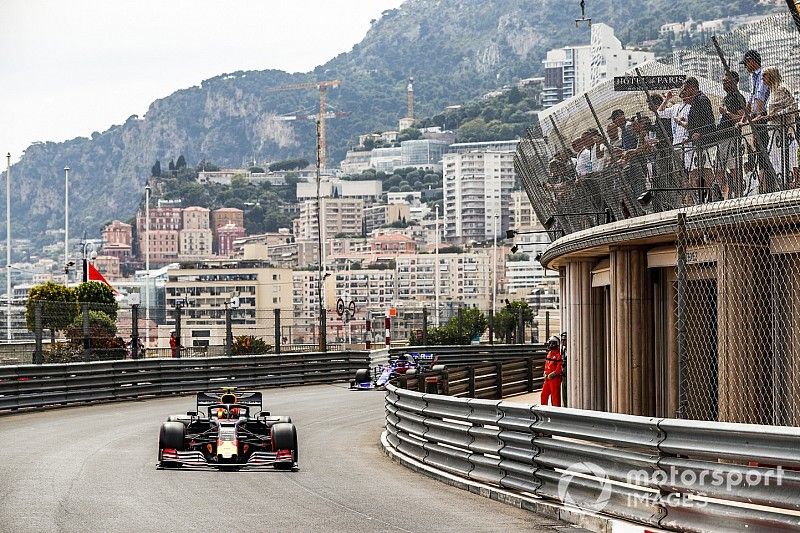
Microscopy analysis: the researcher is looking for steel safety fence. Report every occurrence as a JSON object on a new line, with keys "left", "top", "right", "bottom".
{"left": 385, "top": 384, "right": 800, "bottom": 532}
{"left": 515, "top": 12, "right": 800, "bottom": 239}
{"left": 0, "top": 350, "right": 370, "bottom": 412}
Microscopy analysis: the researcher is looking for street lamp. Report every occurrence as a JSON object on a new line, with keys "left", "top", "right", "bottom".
{"left": 506, "top": 229, "right": 562, "bottom": 253}
{"left": 5, "top": 153, "right": 11, "bottom": 342}
{"left": 637, "top": 187, "right": 710, "bottom": 207}
{"left": 144, "top": 183, "right": 151, "bottom": 348}
{"left": 543, "top": 208, "right": 612, "bottom": 230}
{"left": 64, "top": 166, "right": 70, "bottom": 280}
{"left": 434, "top": 204, "right": 440, "bottom": 328}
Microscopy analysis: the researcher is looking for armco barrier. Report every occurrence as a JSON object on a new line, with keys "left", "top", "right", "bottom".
{"left": 388, "top": 344, "right": 546, "bottom": 368}
{"left": 384, "top": 385, "right": 800, "bottom": 533}
{"left": 0, "top": 351, "right": 370, "bottom": 412}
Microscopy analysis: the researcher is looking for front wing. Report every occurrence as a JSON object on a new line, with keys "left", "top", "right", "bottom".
{"left": 158, "top": 450, "right": 296, "bottom": 471}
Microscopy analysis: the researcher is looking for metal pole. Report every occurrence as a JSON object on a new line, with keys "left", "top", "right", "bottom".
{"left": 274, "top": 308, "right": 281, "bottom": 355}
{"left": 131, "top": 304, "right": 139, "bottom": 359}
{"left": 676, "top": 212, "right": 688, "bottom": 418}
{"left": 225, "top": 302, "right": 232, "bottom": 356}
{"left": 144, "top": 184, "right": 150, "bottom": 348}
{"left": 421, "top": 307, "right": 428, "bottom": 345}
{"left": 5, "top": 153, "right": 11, "bottom": 342}
{"left": 492, "top": 213, "right": 498, "bottom": 318}
{"left": 316, "top": 120, "right": 327, "bottom": 352}
{"left": 434, "top": 204, "right": 440, "bottom": 328}
{"left": 64, "top": 166, "right": 70, "bottom": 280}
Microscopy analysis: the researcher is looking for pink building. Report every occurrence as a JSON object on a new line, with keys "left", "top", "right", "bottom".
{"left": 371, "top": 233, "right": 417, "bottom": 254}
{"left": 216, "top": 223, "right": 246, "bottom": 257}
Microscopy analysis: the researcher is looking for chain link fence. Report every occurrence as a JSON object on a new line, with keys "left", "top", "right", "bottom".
{"left": 516, "top": 12, "right": 800, "bottom": 237}
{"left": 519, "top": 11, "right": 800, "bottom": 425}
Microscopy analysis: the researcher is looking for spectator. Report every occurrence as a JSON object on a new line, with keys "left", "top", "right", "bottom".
{"left": 739, "top": 49, "right": 775, "bottom": 192}
{"left": 761, "top": 66, "right": 799, "bottom": 186}
{"left": 741, "top": 49, "right": 769, "bottom": 119}
{"left": 658, "top": 89, "right": 693, "bottom": 202}
{"left": 575, "top": 130, "right": 595, "bottom": 178}
{"left": 715, "top": 71, "right": 747, "bottom": 199}
{"left": 169, "top": 330, "right": 180, "bottom": 358}
{"left": 681, "top": 76, "right": 716, "bottom": 201}
{"left": 609, "top": 109, "right": 638, "bottom": 150}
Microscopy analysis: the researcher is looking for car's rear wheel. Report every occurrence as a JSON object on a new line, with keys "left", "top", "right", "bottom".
{"left": 271, "top": 422, "right": 298, "bottom": 470}
{"left": 158, "top": 421, "right": 185, "bottom": 467}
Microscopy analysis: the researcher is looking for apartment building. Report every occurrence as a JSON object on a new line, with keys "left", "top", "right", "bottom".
{"left": 510, "top": 190, "right": 539, "bottom": 230}
{"left": 164, "top": 260, "right": 293, "bottom": 347}
{"left": 101, "top": 220, "right": 133, "bottom": 261}
{"left": 294, "top": 198, "right": 365, "bottom": 242}
{"left": 216, "top": 223, "right": 246, "bottom": 257}
{"left": 542, "top": 23, "right": 654, "bottom": 108}
{"left": 394, "top": 251, "right": 493, "bottom": 309}
{"left": 363, "top": 203, "right": 411, "bottom": 234}
{"left": 179, "top": 207, "right": 213, "bottom": 259}
{"left": 442, "top": 150, "right": 515, "bottom": 244}
{"left": 137, "top": 207, "right": 182, "bottom": 265}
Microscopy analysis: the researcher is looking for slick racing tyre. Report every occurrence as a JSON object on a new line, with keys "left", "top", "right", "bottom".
{"left": 158, "top": 421, "right": 185, "bottom": 467}
{"left": 354, "top": 368, "right": 371, "bottom": 385}
{"left": 271, "top": 422, "right": 298, "bottom": 470}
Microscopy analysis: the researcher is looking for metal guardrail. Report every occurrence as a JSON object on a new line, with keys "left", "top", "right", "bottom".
{"left": 395, "top": 357, "right": 545, "bottom": 399}
{"left": 385, "top": 385, "right": 800, "bottom": 532}
{"left": 0, "top": 351, "right": 370, "bottom": 412}
{"left": 388, "top": 344, "right": 547, "bottom": 367}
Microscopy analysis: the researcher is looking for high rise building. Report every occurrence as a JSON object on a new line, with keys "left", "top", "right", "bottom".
{"left": 442, "top": 150, "right": 516, "bottom": 244}
{"left": 542, "top": 23, "right": 654, "bottom": 108}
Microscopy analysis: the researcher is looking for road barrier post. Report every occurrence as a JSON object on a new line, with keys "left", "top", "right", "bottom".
{"left": 274, "top": 308, "right": 281, "bottom": 355}
{"left": 33, "top": 302, "right": 43, "bottom": 364}
{"left": 131, "top": 304, "right": 140, "bottom": 359}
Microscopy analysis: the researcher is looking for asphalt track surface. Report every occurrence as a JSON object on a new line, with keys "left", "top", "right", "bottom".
{"left": 0, "top": 383, "right": 566, "bottom": 533}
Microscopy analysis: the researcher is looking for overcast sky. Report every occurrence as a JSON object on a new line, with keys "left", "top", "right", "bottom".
{"left": 0, "top": 0, "right": 405, "bottom": 163}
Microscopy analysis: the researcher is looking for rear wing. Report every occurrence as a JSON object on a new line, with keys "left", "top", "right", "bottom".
{"left": 196, "top": 390, "right": 263, "bottom": 411}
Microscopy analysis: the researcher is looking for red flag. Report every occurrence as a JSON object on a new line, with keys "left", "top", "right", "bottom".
{"left": 88, "top": 262, "right": 117, "bottom": 293}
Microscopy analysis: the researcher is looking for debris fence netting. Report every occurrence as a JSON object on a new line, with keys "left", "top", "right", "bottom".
{"left": 517, "top": 12, "right": 800, "bottom": 425}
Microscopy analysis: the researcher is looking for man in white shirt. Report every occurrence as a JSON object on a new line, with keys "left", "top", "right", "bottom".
{"left": 658, "top": 90, "right": 692, "bottom": 170}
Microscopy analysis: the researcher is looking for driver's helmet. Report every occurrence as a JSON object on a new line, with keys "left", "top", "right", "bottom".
{"left": 396, "top": 354, "right": 410, "bottom": 366}
{"left": 229, "top": 407, "right": 241, "bottom": 418}
{"left": 215, "top": 407, "right": 228, "bottom": 419}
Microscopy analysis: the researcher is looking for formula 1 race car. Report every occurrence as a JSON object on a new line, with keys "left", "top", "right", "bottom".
{"left": 350, "top": 352, "right": 439, "bottom": 390}
{"left": 157, "top": 388, "right": 298, "bottom": 471}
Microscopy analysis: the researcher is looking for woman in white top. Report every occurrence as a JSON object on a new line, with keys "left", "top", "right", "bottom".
{"left": 760, "top": 66, "right": 798, "bottom": 185}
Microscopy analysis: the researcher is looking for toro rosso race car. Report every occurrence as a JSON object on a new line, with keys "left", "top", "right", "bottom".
{"left": 350, "top": 352, "right": 439, "bottom": 390}
{"left": 157, "top": 388, "right": 298, "bottom": 471}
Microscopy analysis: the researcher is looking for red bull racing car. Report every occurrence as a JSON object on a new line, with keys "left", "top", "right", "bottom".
{"left": 157, "top": 388, "right": 298, "bottom": 471}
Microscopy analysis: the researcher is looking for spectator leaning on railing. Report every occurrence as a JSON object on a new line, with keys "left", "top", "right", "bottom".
{"left": 738, "top": 49, "right": 775, "bottom": 193}
{"left": 760, "top": 66, "right": 799, "bottom": 186}
{"left": 681, "top": 76, "right": 716, "bottom": 202}
{"left": 713, "top": 70, "right": 747, "bottom": 199}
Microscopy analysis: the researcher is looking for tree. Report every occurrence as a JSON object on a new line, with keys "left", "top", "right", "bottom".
{"left": 491, "top": 300, "right": 533, "bottom": 343}
{"left": 168, "top": 159, "right": 175, "bottom": 172}
{"left": 176, "top": 155, "right": 187, "bottom": 170}
{"left": 151, "top": 160, "right": 162, "bottom": 178}
{"left": 421, "top": 307, "right": 487, "bottom": 345}
{"left": 25, "top": 281, "right": 78, "bottom": 343}
{"left": 75, "top": 281, "right": 118, "bottom": 321}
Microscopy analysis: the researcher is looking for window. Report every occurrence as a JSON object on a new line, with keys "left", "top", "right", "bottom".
{"left": 273, "top": 297, "right": 279, "bottom": 304}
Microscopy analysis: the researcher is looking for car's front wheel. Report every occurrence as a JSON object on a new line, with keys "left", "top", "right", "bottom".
{"left": 158, "top": 421, "right": 185, "bottom": 467}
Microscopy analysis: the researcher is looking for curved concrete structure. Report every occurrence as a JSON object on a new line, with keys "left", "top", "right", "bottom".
{"left": 541, "top": 191, "right": 800, "bottom": 423}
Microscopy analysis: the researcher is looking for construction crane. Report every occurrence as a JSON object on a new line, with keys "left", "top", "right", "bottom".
{"left": 266, "top": 79, "right": 341, "bottom": 169}
{"left": 275, "top": 111, "right": 350, "bottom": 122}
